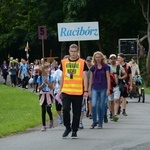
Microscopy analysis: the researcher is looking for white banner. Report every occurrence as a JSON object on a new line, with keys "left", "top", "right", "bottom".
{"left": 57, "top": 22, "right": 99, "bottom": 41}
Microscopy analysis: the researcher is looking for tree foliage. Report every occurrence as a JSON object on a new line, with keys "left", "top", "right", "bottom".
{"left": 0, "top": 0, "right": 147, "bottom": 61}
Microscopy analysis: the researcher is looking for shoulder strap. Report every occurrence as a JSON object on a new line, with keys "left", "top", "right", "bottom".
{"left": 116, "top": 65, "right": 120, "bottom": 76}
{"left": 125, "top": 63, "right": 129, "bottom": 73}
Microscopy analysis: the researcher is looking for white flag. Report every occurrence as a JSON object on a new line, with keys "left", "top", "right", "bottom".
{"left": 25, "top": 41, "right": 29, "bottom": 51}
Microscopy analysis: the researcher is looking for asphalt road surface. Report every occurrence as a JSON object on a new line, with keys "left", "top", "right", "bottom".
{"left": 0, "top": 76, "right": 150, "bottom": 150}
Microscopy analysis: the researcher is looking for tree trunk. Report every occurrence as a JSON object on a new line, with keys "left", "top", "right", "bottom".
{"left": 146, "top": 51, "right": 150, "bottom": 86}
{"left": 138, "top": 35, "right": 147, "bottom": 58}
{"left": 146, "top": 23, "right": 150, "bottom": 86}
{"left": 139, "top": 0, "right": 150, "bottom": 86}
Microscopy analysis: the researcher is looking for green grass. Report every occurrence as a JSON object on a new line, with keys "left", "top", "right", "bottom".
{"left": 0, "top": 85, "right": 56, "bottom": 138}
{"left": 144, "top": 87, "right": 150, "bottom": 94}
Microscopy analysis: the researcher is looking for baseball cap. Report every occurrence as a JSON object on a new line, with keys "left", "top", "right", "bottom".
{"left": 109, "top": 54, "right": 116, "bottom": 59}
{"left": 86, "top": 56, "right": 92, "bottom": 61}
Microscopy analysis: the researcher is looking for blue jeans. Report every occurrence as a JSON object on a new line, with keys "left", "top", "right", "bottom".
{"left": 104, "top": 97, "right": 108, "bottom": 116}
{"left": 92, "top": 88, "right": 107, "bottom": 126}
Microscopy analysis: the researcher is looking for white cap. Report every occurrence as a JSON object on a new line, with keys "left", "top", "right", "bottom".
{"left": 109, "top": 54, "right": 116, "bottom": 59}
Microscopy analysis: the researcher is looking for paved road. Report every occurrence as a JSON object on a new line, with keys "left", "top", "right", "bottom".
{"left": 1, "top": 76, "right": 150, "bottom": 150}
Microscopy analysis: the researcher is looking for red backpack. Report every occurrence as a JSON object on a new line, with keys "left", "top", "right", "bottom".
{"left": 109, "top": 72, "right": 116, "bottom": 94}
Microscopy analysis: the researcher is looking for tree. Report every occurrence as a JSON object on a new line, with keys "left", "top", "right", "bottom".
{"left": 139, "top": 0, "right": 150, "bottom": 86}
{"left": 0, "top": 0, "right": 65, "bottom": 61}
{"left": 0, "top": 0, "right": 148, "bottom": 65}
{"left": 62, "top": 0, "right": 145, "bottom": 56}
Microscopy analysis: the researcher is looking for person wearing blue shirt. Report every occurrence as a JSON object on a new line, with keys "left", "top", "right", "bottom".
{"left": 37, "top": 62, "right": 54, "bottom": 131}
{"left": 18, "top": 59, "right": 30, "bottom": 89}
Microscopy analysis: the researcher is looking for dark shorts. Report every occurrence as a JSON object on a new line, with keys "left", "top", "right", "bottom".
{"left": 33, "top": 75, "right": 38, "bottom": 84}
{"left": 87, "top": 96, "right": 92, "bottom": 101}
{"left": 2, "top": 73, "right": 8, "bottom": 80}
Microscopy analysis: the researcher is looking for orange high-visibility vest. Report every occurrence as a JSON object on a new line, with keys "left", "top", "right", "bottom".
{"left": 61, "top": 58, "right": 85, "bottom": 95}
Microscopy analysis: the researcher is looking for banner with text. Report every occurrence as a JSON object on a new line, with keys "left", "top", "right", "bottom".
{"left": 57, "top": 22, "right": 99, "bottom": 41}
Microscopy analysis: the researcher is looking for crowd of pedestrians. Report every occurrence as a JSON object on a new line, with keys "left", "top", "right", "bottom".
{"left": 0, "top": 44, "right": 141, "bottom": 139}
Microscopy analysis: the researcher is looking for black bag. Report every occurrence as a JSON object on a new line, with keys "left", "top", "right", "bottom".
{"left": 118, "top": 79, "right": 128, "bottom": 97}
{"left": 22, "top": 76, "right": 29, "bottom": 88}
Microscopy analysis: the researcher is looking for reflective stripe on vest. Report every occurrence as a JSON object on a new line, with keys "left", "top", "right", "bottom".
{"left": 61, "top": 58, "right": 84, "bottom": 95}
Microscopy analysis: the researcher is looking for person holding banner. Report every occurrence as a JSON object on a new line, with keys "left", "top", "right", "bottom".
{"left": 60, "top": 44, "right": 88, "bottom": 138}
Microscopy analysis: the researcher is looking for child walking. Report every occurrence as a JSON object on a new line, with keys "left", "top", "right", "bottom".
{"left": 37, "top": 62, "right": 54, "bottom": 131}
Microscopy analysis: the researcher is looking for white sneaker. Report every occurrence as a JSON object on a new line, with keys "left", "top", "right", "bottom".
{"left": 58, "top": 116, "right": 63, "bottom": 124}
{"left": 79, "top": 122, "right": 84, "bottom": 129}
{"left": 41, "top": 126, "right": 46, "bottom": 131}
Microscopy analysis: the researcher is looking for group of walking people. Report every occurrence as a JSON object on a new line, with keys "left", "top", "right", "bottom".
{"left": 0, "top": 43, "right": 140, "bottom": 139}
{"left": 35, "top": 44, "right": 140, "bottom": 139}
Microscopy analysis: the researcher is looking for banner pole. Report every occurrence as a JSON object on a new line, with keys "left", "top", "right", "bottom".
{"left": 42, "top": 36, "right": 44, "bottom": 59}
{"left": 26, "top": 51, "right": 29, "bottom": 63}
{"left": 78, "top": 41, "right": 80, "bottom": 57}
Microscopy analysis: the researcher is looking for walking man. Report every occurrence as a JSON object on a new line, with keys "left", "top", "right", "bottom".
{"left": 60, "top": 44, "right": 88, "bottom": 138}
{"left": 108, "top": 54, "right": 127, "bottom": 121}
{"left": 117, "top": 53, "right": 132, "bottom": 116}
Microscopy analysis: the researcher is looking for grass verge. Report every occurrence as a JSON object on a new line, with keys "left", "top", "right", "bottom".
{"left": 144, "top": 86, "right": 150, "bottom": 94}
{"left": 0, "top": 85, "right": 56, "bottom": 138}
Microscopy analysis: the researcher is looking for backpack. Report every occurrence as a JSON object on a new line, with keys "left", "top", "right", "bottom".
{"left": 109, "top": 72, "right": 116, "bottom": 94}
{"left": 116, "top": 64, "right": 129, "bottom": 76}
{"left": 93, "top": 65, "right": 116, "bottom": 94}
{"left": 116, "top": 65, "right": 129, "bottom": 97}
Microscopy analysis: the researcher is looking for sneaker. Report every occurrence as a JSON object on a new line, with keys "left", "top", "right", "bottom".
{"left": 97, "top": 124, "right": 103, "bottom": 129}
{"left": 104, "top": 115, "right": 108, "bottom": 123}
{"left": 122, "top": 112, "right": 128, "bottom": 116}
{"left": 113, "top": 115, "right": 119, "bottom": 122}
{"left": 58, "top": 116, "right": 63, "bottom": 124}
{"left": 49, "top": 120, "right": 54, "bottom": 128}
{"left": 110, "top": 113, "right": 113, "bottom": 119}
{"left": 62, "top": 129, "right": 71, "bottom": 138}
{"left": 86, "top": 111, "right": 89, "bottom": 117}
{"left": 110, "top": 115, "right": 115, "bottom": 121}
{"left": 90, "top": 123, "right": 97, "bottom": 129}
{"left": 79, "top": 122, "right": 84, "bottom": 129}
{"left": 41, "top": 126, "right": 46, "bottom": 131}
{"left": 89, "top": 114, "right": 92, "bottom": 119}
{"left": 71, "top": 132, "right": 77, "bottom": 139}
